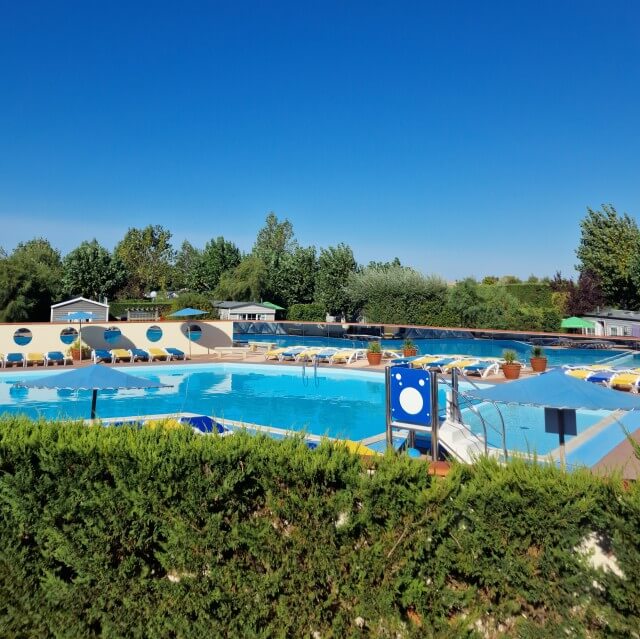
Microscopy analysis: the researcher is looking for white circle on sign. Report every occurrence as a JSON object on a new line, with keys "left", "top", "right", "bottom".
{"left": 399, "top": 387, "right": 423, "bottom": 415}
{"left": 395, "top": 373, "right": 402, "bottom": 380}
{"left": 418, "top": 379, "right": 425, "bottom": 386}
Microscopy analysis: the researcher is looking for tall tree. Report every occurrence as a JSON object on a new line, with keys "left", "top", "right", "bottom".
{"left": 191, "top": 237, "right": 241, "bottom": 292}
{"left": 316, "top": 244, "right": 358, "bottom": 320}
{"left": 214, "top": 256, "right": 268, "bottom": 302}
{"left": 0, "top": 238, "right": 62, "bottom": 321}
{"left": 62, "top": 240, "right": 127, "bottom": 301}
{"left": 252, "top": 212, "right": 297, "bottom": 304}
{"left": 576, "top": 204, "right": 640, "bottom": 308}
{"left": 171, "top": 240, "right": 201, "bottom": 291}
{"left": 114, "top": 225, "right": 175, "bottom": 297}
{"left": 278, "top": 246, "right": 318, "bottom": 307}
{"left": 446, "top": 278, "right": 483, "bottom": 327}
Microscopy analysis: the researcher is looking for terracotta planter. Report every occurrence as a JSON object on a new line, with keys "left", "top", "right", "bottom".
{"left": 529, "top": 356, "right": 548, "bottom": 373}
{"left": 70, "top": 349, "right": 81, "bottom": 361}
{"left": 367, "top": 352, "right": 382, "bottom": 366}
{"left": 502, "top": 363, "right": 522, "bottom": 380}
{"left": 403, "top": 348, "right": 418, "bottom": 357}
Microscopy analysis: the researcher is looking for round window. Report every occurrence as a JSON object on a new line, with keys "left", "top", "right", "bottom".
{"left": 146, "top": 325, "right": 163, "bottom": 343}
{"left": 104, "top": 327, "right": 122, "bottom": 344}
{"left": 13, "top": 328, "right": 33, "bottom": 346}
{"left": 186, "top": 324, "right": 202, "bottom": 342}
{"left": 60, "top": 327, "right": 79, "bottom": 345}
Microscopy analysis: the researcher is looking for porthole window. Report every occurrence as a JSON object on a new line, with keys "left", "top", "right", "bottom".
{"left": 60, "top": 327, "right": 79, "bottom": 345}
{"left": 13, "top": 328, "right": 33, "bottom": 346}
{"left": 104, "top": 327, "right": 122, "bottom": 344}
{"left": 146, "top": 325, "right": 163, "bottom": 342}
{"left": 186, "top": 324, "right": 202, "bottom": 342}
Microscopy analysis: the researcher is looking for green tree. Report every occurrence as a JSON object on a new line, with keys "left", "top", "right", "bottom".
{"left": 171, "top": 240, "right": 201, "bottom": 290}
{"left": 446, "top": 278, "right": 483, "bottom": 327}
{"left": 214, "top": 256, "right": 268, "bottom": 301}
{"left": 169, "top": 292, "right": 216, "bottom": 317}
{"left": 191, "top": 237, "right": 241, "bottom": 292}
{"left": 252, "top": 212, "right": 297, "bottom": 304}
{"left": 114, "top": 225, "right": 175, "bottom": 297}
{"left": 347, "top": 265, "right": 448, "bottom": 325}
{"left": 316, "top": 244, "right": 358, "bottom": 319}
{"left": 576, "top": 204, "right": 640, "bottom": 308}
{"left": 278, "top": 246, "right": 318, "bottom": 307}
{"left": 62, "top": 240, "right": 127, "bottom": 301}
{"left": 0, "top": 239, "right": 62, "bottom": 321}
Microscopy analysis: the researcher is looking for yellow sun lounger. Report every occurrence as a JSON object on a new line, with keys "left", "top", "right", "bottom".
{"left": 565, "top": 368, "right": 595, "bottom": 380}
{"left": 610, "top": 370, "right": 640, "bottom": 390}
{"left": 264, "top": 347, "right": 290, "bottom": 360}
{"left": 330, "top": 349, "right": 366, "bottom": 364}
{"left": 441, "top": 358, "right": 478, "bottom": 371}
{"left": 26, "top": 352, "right": 45, "bottom": 367}
{"left": 110, "top": 348, "right": 132, "bottom": 363}
{"left": 148, "top": 347, "right": 169, "bottom": 361}
{"left": 295, "top": 347, "right": 324, "bottom": 362}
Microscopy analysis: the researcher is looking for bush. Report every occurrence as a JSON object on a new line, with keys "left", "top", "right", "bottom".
{"left": 1, "top": 416, "right": 639, "bottom": 636}
{"left": 287, "top": 302, "right": 325, "bottom": 322}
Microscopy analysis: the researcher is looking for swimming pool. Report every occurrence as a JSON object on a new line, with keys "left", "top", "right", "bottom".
{"left": 235, "top": 334, "right": 628, "bottom": 367}
{"left": 461, "top": 402, "right": 609, "bottom": 455}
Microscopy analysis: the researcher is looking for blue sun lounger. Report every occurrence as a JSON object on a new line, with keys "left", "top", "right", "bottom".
{"left": 45, "top": 351, "right": 71, "bottom": 366}
{"left": 130, "top": 348, "right": 150, "bottom": 362}
{"left": 178, "top": 415, "right": 226, "bottom": 434}
{"left": 4, "top": 352, "right": 25, "bottom": 368}
{"left": 586, "top": 370, "right": 617, "bottom": 385}
{"left": 92, "top": 349, "right": 112, "bottom": 363}
{"left": 165, "top": 347, "right": 186, "bottom": 360}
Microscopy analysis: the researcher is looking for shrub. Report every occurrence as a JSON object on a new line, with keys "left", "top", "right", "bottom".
{"left": 287, "top": 303, "right": 325, "bottom": 322}
{"left": 1, "top": 416, "right": 639, "bottom": 636}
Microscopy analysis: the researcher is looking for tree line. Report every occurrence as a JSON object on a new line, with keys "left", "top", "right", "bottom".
{"left": 0, "top": 206, "right": 635, "bottom": 330}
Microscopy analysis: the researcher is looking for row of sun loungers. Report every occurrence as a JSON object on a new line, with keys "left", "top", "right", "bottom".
{"left": 263, "top": 345, "right": 400, "bottom": 365}
{"left": 564, "top": 365, "right": 640, "bottom": 392}
{"left": 390, "top": 354, "right": 506, "bottom": 377}
{"left": 0, "top": 347, "right": 187, "bottom": 368}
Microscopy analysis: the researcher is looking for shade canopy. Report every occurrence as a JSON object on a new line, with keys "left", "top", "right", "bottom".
{"left": 561, "top": 316, "right": 595, "bottom": 329}
{"left": 15, "top": 364, "right": 171, "bottom": 419}
{"left": 66, "top": 311, "right": 96, "bottom": 321}
{"left": 261, "top": 301, "right": 285, "bottom": 311}
{"left": 169, "top": 307, "right": 207, "bottom": 317}
{"left": 15, "top": 364, "right": 170, "bottom": 392}
{"left": 462, "top": 368, "right": 640, "bottom": 411}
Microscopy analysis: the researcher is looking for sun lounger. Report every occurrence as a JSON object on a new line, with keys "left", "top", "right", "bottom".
{"left": 4, "top": 352, "right": 25, "bottom": 368}
{"left": 294, "top": 347, "right": 324, "bottom": 362}
{"left": 461, "top": 360, "right": 502, "bottom": 378}
{"left": 110, "top": 348, "right": 132, "bottom": 363}
{"left": 211, "top": 347, "right": 250, "bottom": 359}
{"left": 92, "top": 349, "right": 113, "bottom": 363}
{"left": 130, "top": 348, "right": 150, "bottom": 362}
{"left": 314, "top": 348, "right": 339, "bottom": 362}
{"left": 441, "top": 358, "right": 478, "bottom": 372}
{"left": 178, "top": 414, "right": 227, "bottom": 434}
{"left": 585, "top": 369, "right": 618, "bottom": 385}
{"left": 329, "top": 348, "right": 367, "bottom": 365}
{"left": 45, "top": 351, "right": 71, "bottom": 366}
{"left": 264, "top": 346, "right": 290, "bottom": 360}
{"left": 610, "top": 370, "right": 640, "bottom": 392}
{"left": 164, "top": 347, "right": 186, "bottom": 360}
{"left": 420, "top": 357, "right": 456, "bottom": 371}
{"left": 148, "top": 347, "right": 170, "bottom": 361}
{"left": 25, "top": 352, "right": 45, "bottom": 367}
{"left": 278, "top": 346, "right": 307, "bottom": 361}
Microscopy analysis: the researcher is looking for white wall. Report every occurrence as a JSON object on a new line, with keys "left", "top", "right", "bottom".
{"left": 0, "top": 320, "right": 234, "bottom": 356}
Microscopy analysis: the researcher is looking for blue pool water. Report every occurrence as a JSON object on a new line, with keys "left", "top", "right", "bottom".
{"left": 0, "top": 364, "right": 388, "bottom": 440}
{"left": 461, "top": 402, "right": 609, "bottom": 455}
{"left": 234, "top": 334, "right": 627, "bottom": 367}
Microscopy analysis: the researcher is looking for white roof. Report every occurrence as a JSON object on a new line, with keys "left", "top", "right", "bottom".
{"left": 50, "top": 296, "right": 109, "bottom": 309}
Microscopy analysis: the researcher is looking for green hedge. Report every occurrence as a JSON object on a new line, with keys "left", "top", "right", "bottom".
{"left": 1, "top": 416, "right": 639, "bottom": 637}
{"left": 479, "top": 283, "right": 554, "bottom": 307}
{"left": 287, "top": 302, "right": 326, "bottom": 321}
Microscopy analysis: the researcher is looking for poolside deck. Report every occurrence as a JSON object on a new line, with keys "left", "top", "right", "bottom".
{"left": 591, "top": 429, "right": 640, "bottom": 480}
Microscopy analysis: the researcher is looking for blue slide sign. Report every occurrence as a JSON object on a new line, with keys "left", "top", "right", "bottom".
{"left": 389, "top": 366, "right": 431, "bottom": 426}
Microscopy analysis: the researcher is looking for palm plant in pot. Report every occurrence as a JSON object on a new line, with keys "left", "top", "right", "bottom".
{"left": 501, "top": 349, "right": 522, "bottom": 380}
{"left": 367, "top": 341, "right": 382, "bottom": 365}
{"left": 403, "top": 338, "right": 418, "bottom": 357}
{"left": 529, "top": 345, "right": 548, "bottom": 373}
{"left": 67, "top": 339, "right": 91, "bottom": 361}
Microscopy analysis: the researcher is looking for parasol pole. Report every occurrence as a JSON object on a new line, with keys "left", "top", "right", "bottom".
{"left": 90, "top": 389, "right": 98, "bottom": 419}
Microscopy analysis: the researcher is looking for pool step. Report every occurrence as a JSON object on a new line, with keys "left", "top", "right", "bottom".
{"left": 439, "top": 419, "right": 500, "bottom": 463}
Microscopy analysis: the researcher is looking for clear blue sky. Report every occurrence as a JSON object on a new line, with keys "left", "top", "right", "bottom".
{"left": 1, "top": 1, "right": 639, "bottom": 280}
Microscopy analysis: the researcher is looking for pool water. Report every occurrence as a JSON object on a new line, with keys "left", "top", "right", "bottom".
{"left": 235, "top": 334, "right": 627, "bottom": 367}
{"left": 461, "top": 402, "right": 609, "bottom": 455}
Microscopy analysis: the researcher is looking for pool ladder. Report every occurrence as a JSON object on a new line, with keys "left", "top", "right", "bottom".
{"left": 301, "top": 357, "right": 320, "bottom": 387}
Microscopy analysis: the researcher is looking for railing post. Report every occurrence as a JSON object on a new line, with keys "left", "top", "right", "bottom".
{"left": 429, "top": 370, "right": 439, "bottom": 461}
{"left": 385, "top": 366, "right": 393, "bottom": 449}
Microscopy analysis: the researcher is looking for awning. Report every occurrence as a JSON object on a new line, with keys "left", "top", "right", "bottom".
{"left": 462, "top": 369, "right": 640, "bottom": 411}
{"left": 561, "top": 316, "right": 595, "bottom": 329}
{"left": 261, "top": 302, "right": 285, "bottom": 311}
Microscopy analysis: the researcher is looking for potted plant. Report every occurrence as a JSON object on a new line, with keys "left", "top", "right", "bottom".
{"left": 366, "top": 341, "right": 382, "bottom": 365}
{"left": 501, "top": 349, "right": 522, "bottom": 380}
{"left": 403, "top": 338, "right": 418, "bottom": 357}
{"left": 67, "top": 339, "right": 91, "bottom": 361}
{"left": 529, "top": 345, "right": 548, "bottom": 373}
